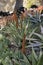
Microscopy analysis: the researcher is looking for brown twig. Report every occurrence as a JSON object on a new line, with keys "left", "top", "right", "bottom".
{"left": 21, "top": 34, "right": 26, "bottom": 54}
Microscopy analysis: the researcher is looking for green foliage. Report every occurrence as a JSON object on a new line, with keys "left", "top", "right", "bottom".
{"left": 0, "top": 13, "right": 43, "bottom": 65}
